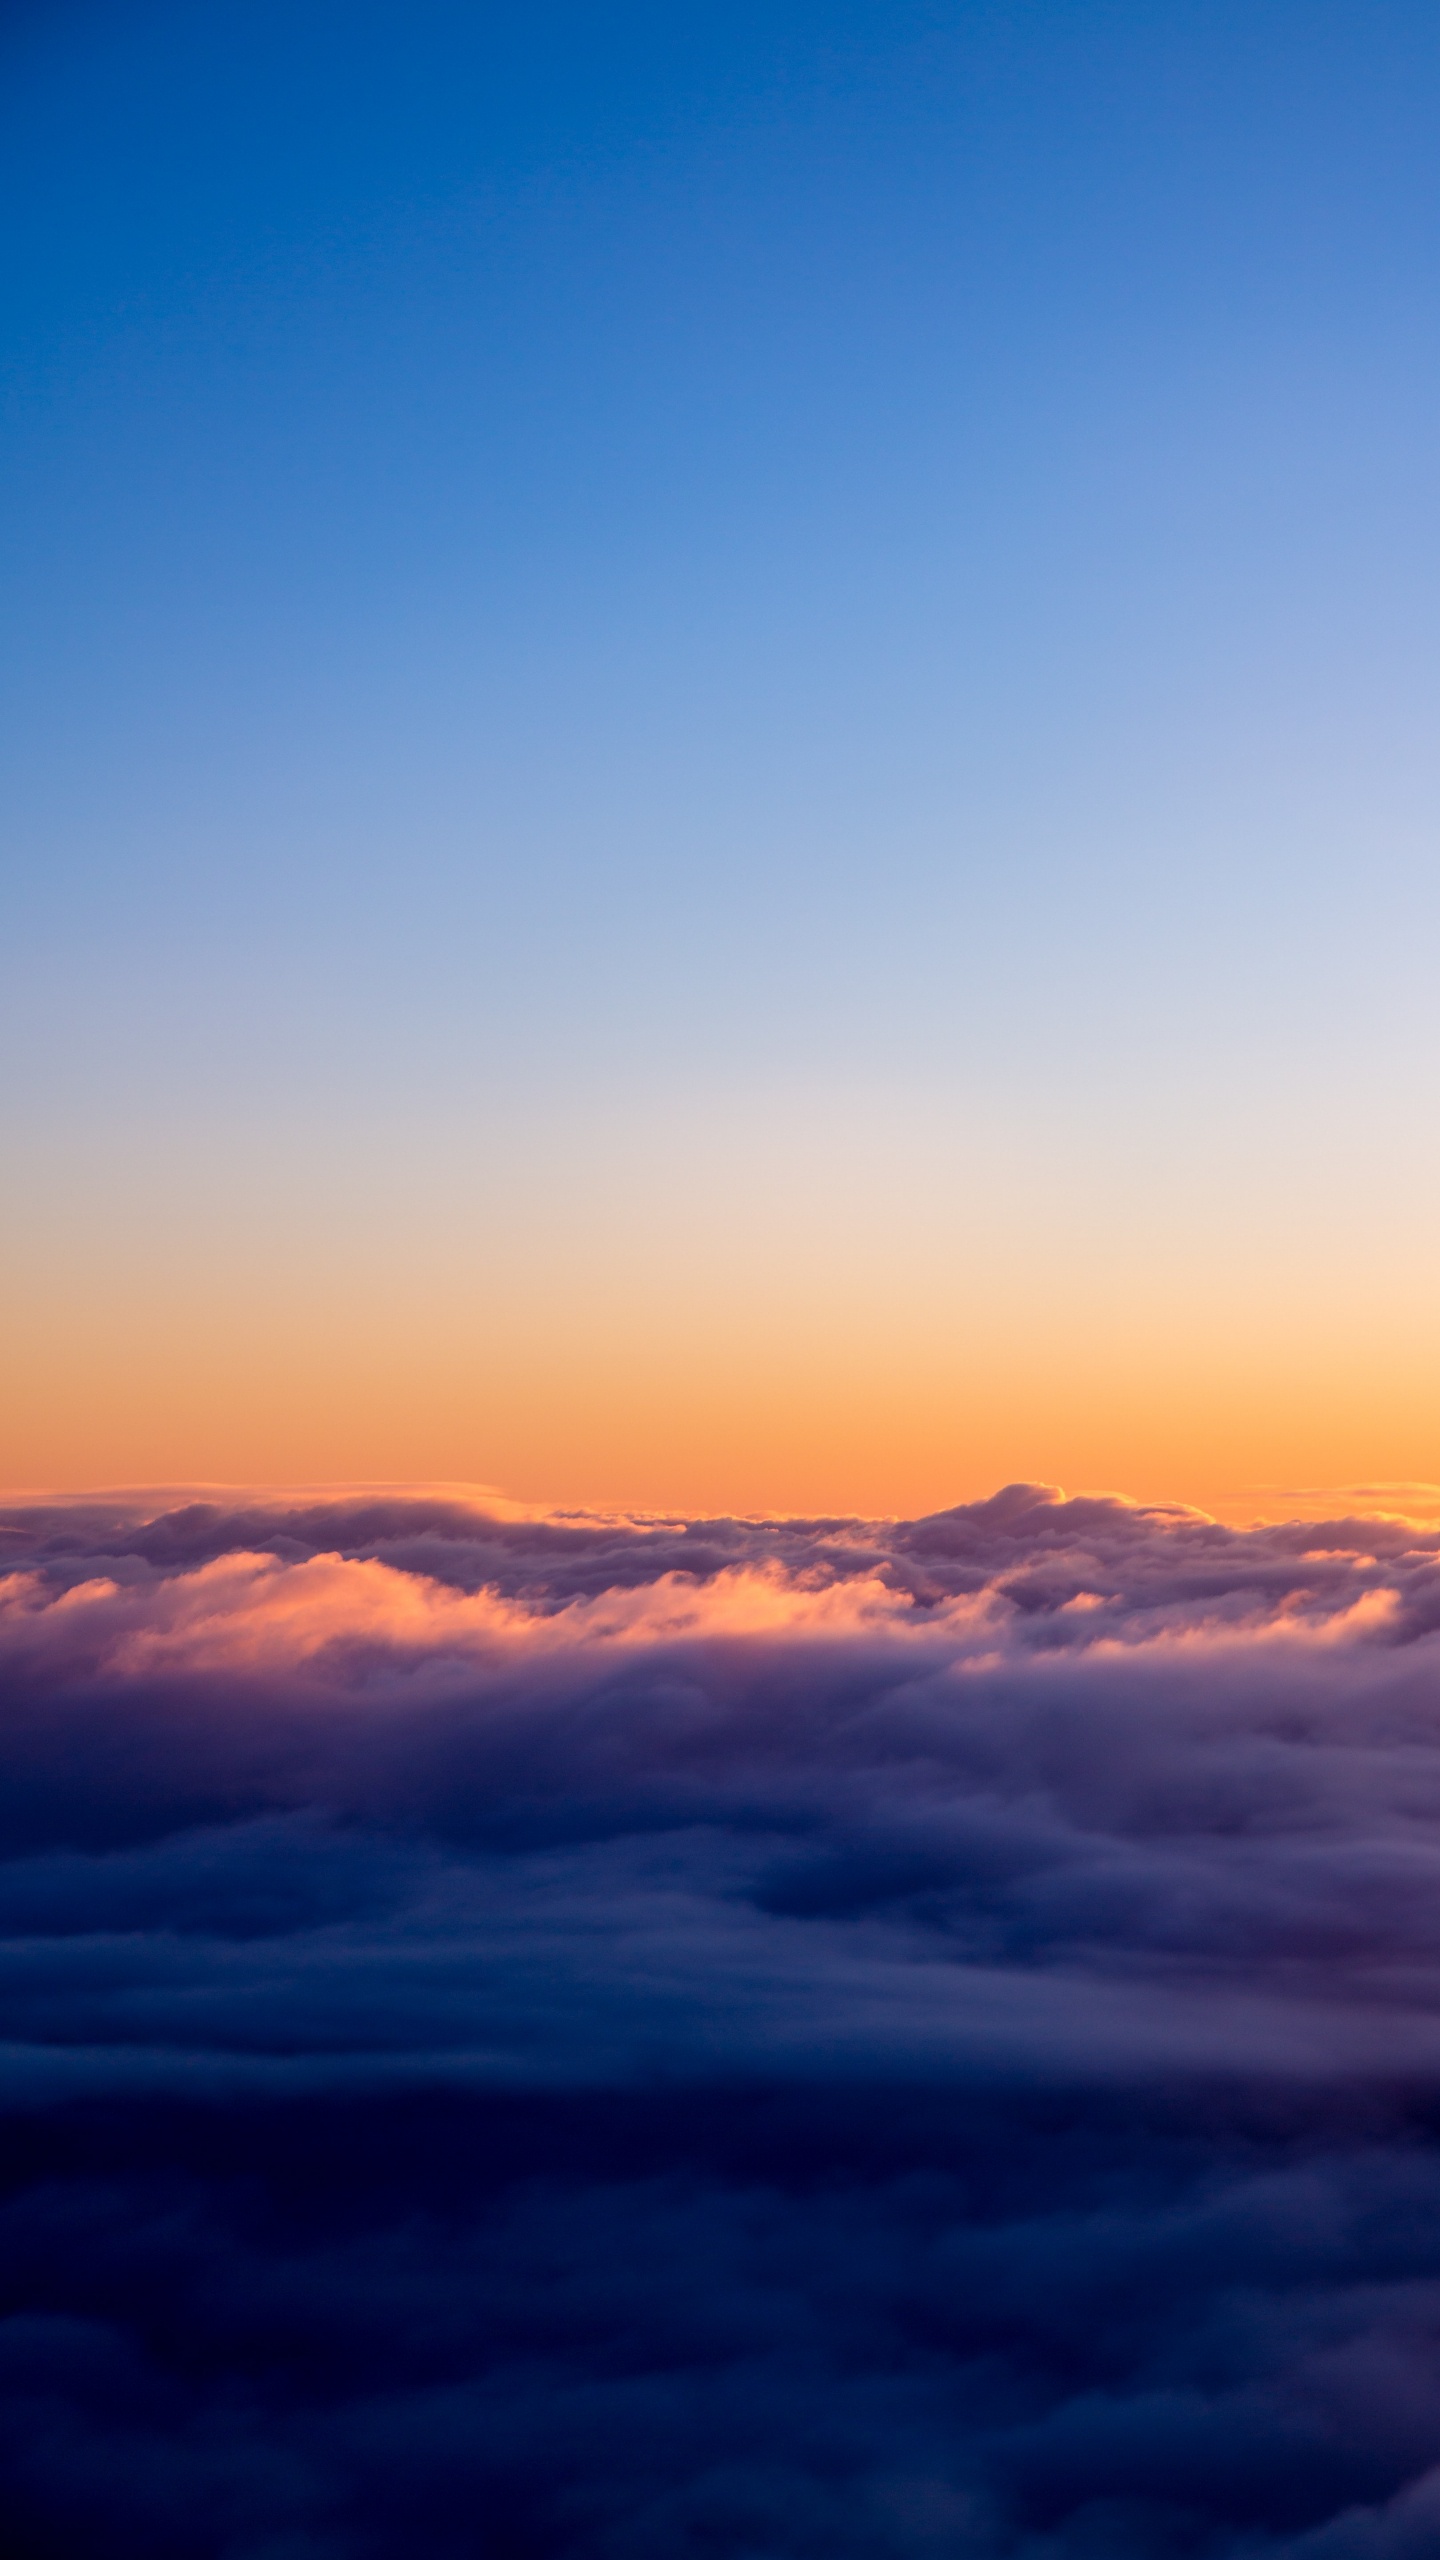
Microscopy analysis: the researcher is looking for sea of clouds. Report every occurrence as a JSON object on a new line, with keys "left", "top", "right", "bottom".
{"left": 5, "top": 1482, "right": 1440, "bottom": 2557}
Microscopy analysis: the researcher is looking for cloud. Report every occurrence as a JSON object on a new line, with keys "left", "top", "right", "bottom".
{"left": 6, "top": 1486, "right": 1440, "bottom": 2553}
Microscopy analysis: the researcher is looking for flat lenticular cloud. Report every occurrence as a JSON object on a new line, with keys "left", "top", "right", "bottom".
{"left": 6, "top": 1485, "right": 1440, "bottom": 2555}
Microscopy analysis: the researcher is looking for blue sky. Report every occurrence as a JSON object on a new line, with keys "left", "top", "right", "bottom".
{"left": 5, "top": 1, "right": 1440, "bottom": 1501}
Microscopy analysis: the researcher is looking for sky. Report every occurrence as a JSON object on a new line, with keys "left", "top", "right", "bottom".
{"left": 5, "top": 0, "right": 1440, "bottom": 1510}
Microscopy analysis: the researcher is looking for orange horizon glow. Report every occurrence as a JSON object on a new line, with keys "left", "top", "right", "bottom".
{"left": 8, "top": 1069, "right": 1439, "bottom": 1526}
{"left": 6, "top": 1469, "right": 1440, "bottom": 1537}
{"left": 7, "top": 1276, "right": 1440, "bottom": 1523}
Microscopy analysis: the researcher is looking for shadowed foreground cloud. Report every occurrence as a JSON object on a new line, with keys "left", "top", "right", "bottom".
{"left": 6, "top": 1484, "right": 1440, "bottom": 2555}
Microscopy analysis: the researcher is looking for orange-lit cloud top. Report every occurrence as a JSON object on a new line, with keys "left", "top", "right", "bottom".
{"left": 3, "top": 1548, "right": 919, "bottom": 1681}
{"left": 4, "top": 1483, "right": 1427, "bottom": 1695}
{"left": 4, "top": 1478, "right": 1435, "bottom": 1655}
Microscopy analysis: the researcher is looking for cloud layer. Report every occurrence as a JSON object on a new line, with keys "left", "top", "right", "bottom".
{"left": 6, "top": 1484, "right": 1440, "bottom": 2555}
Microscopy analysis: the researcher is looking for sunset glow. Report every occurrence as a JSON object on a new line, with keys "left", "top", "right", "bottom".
{"left": 7, "top": 3, "right": 1440, "bottom": 2551}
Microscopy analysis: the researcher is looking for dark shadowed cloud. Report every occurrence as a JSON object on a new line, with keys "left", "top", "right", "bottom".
{"left": 5, "top": 1486, "right": 1440, "bottom": 2554}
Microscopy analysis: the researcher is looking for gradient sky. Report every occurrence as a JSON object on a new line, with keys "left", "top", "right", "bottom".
{"left": 5, "top": 0, "right": 1440, "bottom": 1511}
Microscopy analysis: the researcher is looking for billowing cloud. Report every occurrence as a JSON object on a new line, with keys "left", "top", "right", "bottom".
{"left": 5, "top": 1484, "right": 1440, "bottom": 2554}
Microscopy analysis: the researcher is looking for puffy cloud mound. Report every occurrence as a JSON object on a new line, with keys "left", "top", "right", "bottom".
{"left": 5, "top": 1483, "right": 1440, "bottom": 2555}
